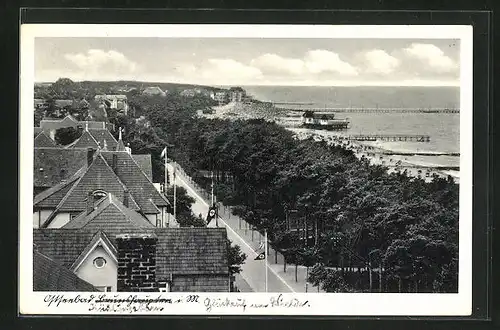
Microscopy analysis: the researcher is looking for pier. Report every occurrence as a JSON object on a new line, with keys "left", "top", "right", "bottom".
{"left": 279, "top": 107, "right": 459, "bottom": 114}
{"left": 343, "top": 134, "right": 431, "bottom": 142}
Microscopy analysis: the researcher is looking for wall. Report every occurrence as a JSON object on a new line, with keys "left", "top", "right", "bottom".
{"left": 33, "top": 209, "right": 53, "bottom": 228}
{"left": 46, "top": 212, "right": 70, "bottom": 228}
{"left": 116, "top": 234, "right": 158, "bottom": 292}
{"left": 75, "top": 246, "right": 117, "bottom": 291}
{"left": 146, "top": 214, "right": 157, "bottom": 226}
{"left": 171, "top": 274, "right": 230, "bottom": 292}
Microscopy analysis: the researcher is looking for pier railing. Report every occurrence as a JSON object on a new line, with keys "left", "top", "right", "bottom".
{"left": 342, "top": 134, "right": 431, "bottom": 142}
{"left": 279, "top": 107, "right": 459, "bottom": 114}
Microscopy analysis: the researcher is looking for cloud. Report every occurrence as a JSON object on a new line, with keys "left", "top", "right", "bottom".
{"left": 250, "top": 50, "right": 358, "bottom": 77}
{"left": 362, "top": 49, "right": 400, "bottom": 74}
{"left": 64, "top": 49, "right": 138, "bottom": 74}
{"left": 304, "top": 50, "right": 359, "bottom": 76}
{"left": 197, "top": 59, "right": 263, "bottom": 84}
{"left": 251, "top": 53, "right": 305, "bottom": 75}
{"left": 403, "top": 43, "right": 457, "bottom": 72}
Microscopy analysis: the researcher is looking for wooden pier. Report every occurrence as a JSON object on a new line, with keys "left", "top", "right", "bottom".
{"left": 343, "top": 134, "right": 431, "bottom": 142}
{"left": 280, "top": 107, "right": 459, "bottom": 114}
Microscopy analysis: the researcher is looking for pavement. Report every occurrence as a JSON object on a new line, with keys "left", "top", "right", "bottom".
{"left": 167, "top": 162, "right": 324, "bottom": 293}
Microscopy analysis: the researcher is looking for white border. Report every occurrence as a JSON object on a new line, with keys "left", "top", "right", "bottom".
{"left": 19, "top": 24, "right": 473, "bottom": 316}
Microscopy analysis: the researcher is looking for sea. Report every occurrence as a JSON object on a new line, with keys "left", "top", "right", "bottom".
{"left": 243, "top": 86, "right": 460, "bottom": 170}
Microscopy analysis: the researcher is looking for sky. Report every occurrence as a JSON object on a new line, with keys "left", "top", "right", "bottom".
{"left": 34, "top": 38, "right": 460, "bottom": 87}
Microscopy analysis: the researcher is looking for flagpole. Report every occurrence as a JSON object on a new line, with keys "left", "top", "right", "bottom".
{"left": 265, "top": 229, "right": 268, "bottom": 293}
{"left": 173, "top": 166, "right": 177, "bottom": 223}
{"left": 164, "top": 146, "right": 167, "bottom": 228}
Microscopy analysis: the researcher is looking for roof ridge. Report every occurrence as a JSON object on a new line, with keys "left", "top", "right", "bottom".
{"left": 34, "top": 171, "right": 83, "bottom": 205}
{"left": 63, "top": 195, "right": 112, "bottom": 228}
{"left": 126, "top": 152, "right": 171, "bottom": 205}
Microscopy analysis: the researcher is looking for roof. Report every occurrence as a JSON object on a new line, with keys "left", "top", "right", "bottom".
{"left": 34, "top": 170, "right": 84, "bottom": 208}
{"left": 33, "top": 227, "right": 229, "bottom": 278}
{"left": 33, "top": 249, "right": 98, "bottom": 292}
{"left": 71, "top": 128, "right": 118, "bottom": 150}
{"left": 63, "top": 193, "right": 153, "bottom": 230}
{"left": 34, "top": 148, "right": 88, "bottom": 188}
{"left": 53, "top": 153, "right": 141, "bottom": 213}
{"left": 101, "top": 151, "right": 170, "bottom": 211}
{"left": 54, "top": 100, "right": 74, "bottom": 108}
{"left": 95, "top": 94, "right": 127, "bottom": 100}
{"left": 34, "top": 131, "right": 57, "bottom": 148}
{"left": 34, "top": 127, "right": 42, "bottom": 136}
{"left": 303, "top": 112, "right": 336, "bottom": 120}
{"left": 132, "top": 154, "right": 153, "bottom": 181}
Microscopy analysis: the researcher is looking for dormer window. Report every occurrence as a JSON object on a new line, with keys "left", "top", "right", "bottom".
{"left": 92, "top": 190, "right": 107, "bottom": 203}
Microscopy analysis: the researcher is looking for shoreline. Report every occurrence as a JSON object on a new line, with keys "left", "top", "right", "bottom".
{"left": 204, "top": 101, "right": 460, "bottom": 183}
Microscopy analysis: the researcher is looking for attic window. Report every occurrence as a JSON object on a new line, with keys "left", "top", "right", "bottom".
{"left": 93, "top": 257, "right": 107, "bottom": 269}
{"left": 92, "top": 190, "right": 107, "bottom": 203}
{"left": 39, "top": 168, "right": 44, "bottom": 172}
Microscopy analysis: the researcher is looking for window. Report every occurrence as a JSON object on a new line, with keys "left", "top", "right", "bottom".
{"left": 92, "top": 190, "right": 107, "bottom": 203}
{"left": 158, "top": 282, "right": 170, "bottom": 292}
{"left": 96, "top": 286, "right": 112, "bottom": 292}
{"left": 93, "top": 257, "right": 107, "bottom": 269}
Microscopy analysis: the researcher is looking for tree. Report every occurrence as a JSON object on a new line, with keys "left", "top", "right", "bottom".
{"left": 165, "top": 185, "right": 205, "bottom": 227}
{"left": 54, "top": 127, "right": 83, "bottom": 146}
{"left": 227, "top": 239, "right": 247, "bottom": 275}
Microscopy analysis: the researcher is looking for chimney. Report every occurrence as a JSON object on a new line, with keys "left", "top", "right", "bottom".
{"left": 116, "top": 233, "right": 158, "bottom": 292}
{"left": 112, "top": 153, "right": 118, "bottom": 174}
{"left": 123, "top": 189, "right": 129, "bottom": 208}
{"left": 86, "top": 191, "right": 94, "bottom": 214}
{"left": 87, "top": 148, "right": 94, "bottom": 167}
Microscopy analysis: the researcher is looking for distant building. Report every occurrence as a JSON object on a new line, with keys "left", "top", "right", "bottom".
{"left": 34, "top": 99, "right": 48, "bottom": 110}
{"left": 214, "top": 91, "right": 229, "bottom": 103}
{"left": 142, "top": 87, "right": 166, "bottom": 97}
{"left": 38, "top": 115, "right": 115, "bottom": 140}
{"left": 94, "top": 95, "right": 129, "bottom": 115}
{"left": 229, "top": 87, "right": 246, "bottom": 103}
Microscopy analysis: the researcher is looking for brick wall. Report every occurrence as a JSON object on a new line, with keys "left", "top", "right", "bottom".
{"left": 171, "top": 274, "right": 230, "bottom": 292}
{"left": 116, "top": 233, "right": 158, "bottom": 292}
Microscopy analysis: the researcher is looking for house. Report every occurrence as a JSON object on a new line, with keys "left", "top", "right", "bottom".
{"left": 33, "top": 226, "right": 230, "bottom": 292}
{"left": 301, "top": 111, "right": 349, "bottom": 130}
{"left": 33, "top": 247, "right": 99, "bottom": 292}
{"left": 38, "top": 115, "right": 115, "bottom": 140}
{"left": 229, "top": 87, "right": 246, "bottom": 103}
{"left": 214, "top": 91, "right": 229, "bottom": 103}
{"left": 34, "top": 131, "right": 57, "bottom": 148}
{"left": 94, "top": 95, "right": 129, "bottom": 115}
{"left": 54, "top": 99, "right": 75, "bottom": 109}
{"left": 180, "top": 89, "right": 196, "bottom": 97}
{"left": 142, "top": 86, "right": 166, "bottom": 97}
{"left": 34, "top": 99, "right": 48, "bottom": 110}
{"left": 67, "top": 127, "right": 119, "bottom": 151}
{"left": 33, "top": 147, "right": 172, "bottom": 229}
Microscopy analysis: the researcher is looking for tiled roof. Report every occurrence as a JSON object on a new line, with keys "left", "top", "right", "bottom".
{"left": 39, "top": 115, "right": 79, "bottom": 131}
{"left": 131, "top": 154, "right": 153, "bottom": 180}
{"left": 34, "top": 148, "right": 88, "bottom": 188}
{"left": 33, "top": 227, "right": 229, "bottom": 279}
{"left": 55, "top": 153, "right": 140, "bottom": 213}
{"left": 34, "top": 170, "right": 83, "bottom": 208}
{"left": 101, "top": 151, "right": 170, "bottom": 212}
{"left": 34, "top": 131, "right": 57, "bottom": 148}
{"left": 33, "top": 249, "right": 98, "bottom": 292}
{"left": 154, "top": 228, "right": 229, "bottom": 276}
{"left": 89, "top": 129, "right": 118, "bottom": 150}
{"left": 72, "top": 129, "right": 118, "bottom": 150}
{"left": 34, "top": 127, "right": 42, "bottom": 137}
{"left": 63, "top": 193, "right": 153, "bottom": 230}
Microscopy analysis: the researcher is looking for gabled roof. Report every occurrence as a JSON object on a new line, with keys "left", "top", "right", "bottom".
{"left": 34, "top": 131, "right": 57, "bottom": 148}
{"left": 101, "top": 151, "right": 170, "bottom": 212}
{"left": 63, "top": 193, "right": 153, "bottom": 230}
{"left": 53, "top": 153, "right": 141, "bottom": 213}
{"left": 131, "top": 154, "right": 153, "bottom": 180}
{"left": 34, "top": 227, "right": 229, "bottom": 279}
{"left": 34, "top": 147, "right": 88, "bottom": 188}
{"left": 33, "top": 248, "right": 98, "bottom": 292}
{"left": 34, "top": 169, "right": 84, "bottom": 208}
{"left": 69, "top": 231, "right": 118, "bottom": 272}
{"left": 72, "top": 129, "right": 118, "bottom": 150}
{"left": 40, "top": 115, "right": 79, "bottom": 131}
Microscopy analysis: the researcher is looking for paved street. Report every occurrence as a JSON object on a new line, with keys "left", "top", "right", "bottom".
{"left": 167, "top": 162, "right": 324, "bottom": 293}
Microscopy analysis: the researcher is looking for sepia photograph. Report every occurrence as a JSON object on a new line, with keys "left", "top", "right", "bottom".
{"left": 19, "top": 24, "right": 473, "bottom": 315}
